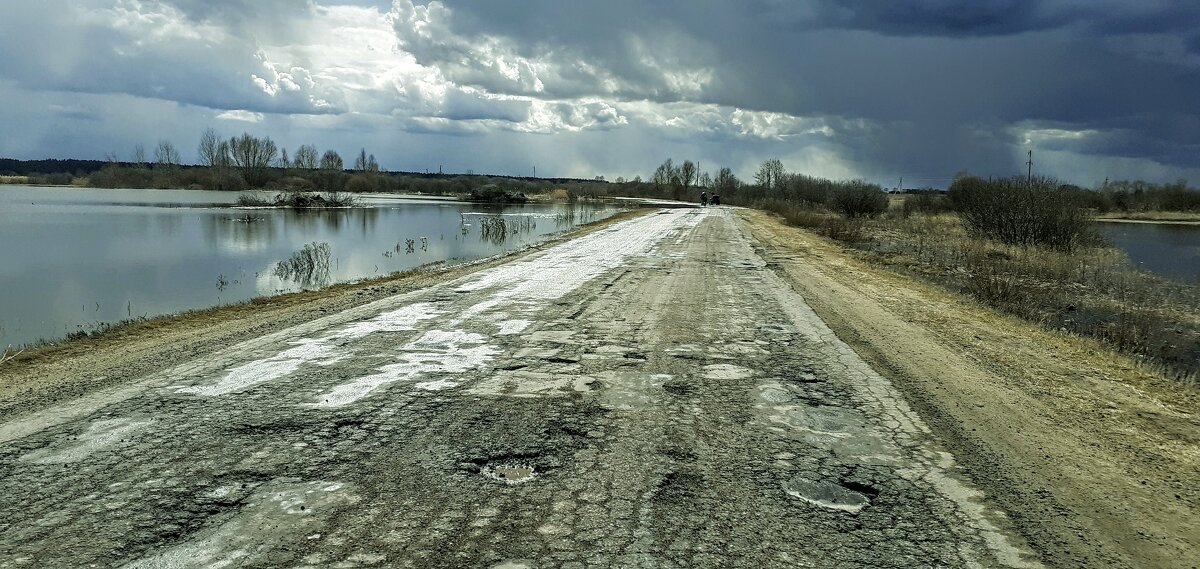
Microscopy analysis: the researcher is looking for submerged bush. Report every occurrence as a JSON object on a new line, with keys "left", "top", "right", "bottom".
{"left": 274, "top": 242, "right": 332, "bottom": 288}
{"left": 949, "top": 176, "right": 1092, "bottom": 251}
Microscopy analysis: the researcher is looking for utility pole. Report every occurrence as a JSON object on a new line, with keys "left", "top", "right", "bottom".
{"left": 1026, "top": 150, "right": 1033, "bottom": 186}
{"left": 533, "top": 166, "right": 536, "bottom": 178}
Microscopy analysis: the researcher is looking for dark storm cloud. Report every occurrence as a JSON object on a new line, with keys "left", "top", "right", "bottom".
{"left": 420, "top": 0, "right": 1200, "bottom": 182}
{"left": 795, "top": 0, "right": 1200, "bottom": 36}
{"left": 1, "top": 0, "right": 1198, "bottom": 184}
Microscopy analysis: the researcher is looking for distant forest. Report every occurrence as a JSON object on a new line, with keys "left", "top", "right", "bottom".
{"left": 2, "top": 129, "right": 1197, "bottom": 215}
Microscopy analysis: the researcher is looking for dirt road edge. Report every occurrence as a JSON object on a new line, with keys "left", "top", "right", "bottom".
{"left": 738, "top": 209, "right": 1199, "bottom": 569}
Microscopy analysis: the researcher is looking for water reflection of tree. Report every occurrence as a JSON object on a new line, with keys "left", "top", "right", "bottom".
{"left": 204, "top": 213, "right": 277, "bottom": 249}
{"left": 467, "top": 214, "right": 538, "bottom": 245}
{"left": 274, "top": 242, "right": 332, "bottom": 289}
{"left": 284, "top": 208, "right": 380, "bottom": 236}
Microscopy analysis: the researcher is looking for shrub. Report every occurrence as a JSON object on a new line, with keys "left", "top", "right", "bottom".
{"left": 268, "top": 176, "right": 318, "bottom": 193}
{"left": 470, "top": 184, "right": 527, "bottom": 203}
{"left": 235, "top": 193, "right": 271, "bottom": 207}
{"left": 949, "top": 176, "right": 1092, "bottom": 251}
{"left": 901, "top": 193, "right": 954, "bottom": 217}
{"left": 828, "top": 181, "right": 888, "bottom": 218}
{"left": 344, "top": 174, "right": 378, "bottom": 193}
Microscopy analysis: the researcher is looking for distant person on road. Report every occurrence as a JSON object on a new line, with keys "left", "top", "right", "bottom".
{"left": 700, "top": 191, "right": 708, "bottom": 206}
{"left": 711, "top": 193, "right": 721, "bottom": 206}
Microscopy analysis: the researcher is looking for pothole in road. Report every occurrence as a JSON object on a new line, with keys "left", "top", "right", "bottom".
{"left": 481, "top": 463, "right": 536, "bottom": 485}
{"left": 782, "top": 476, "right": 872, "bottom": 513}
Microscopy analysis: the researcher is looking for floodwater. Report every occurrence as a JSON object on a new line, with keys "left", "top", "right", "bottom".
{"left": 0, "top": 186, "right": 621, "bottom": 348}
{"left": 1095, "top": 221, "right": 1200, "bottom": 282}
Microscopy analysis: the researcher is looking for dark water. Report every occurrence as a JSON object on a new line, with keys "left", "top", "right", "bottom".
{"left": 1095, "top": 221, "right": 1200, "bottom": 282}
{"left": 0, "top": 186, "right": 620, "bottom": 348}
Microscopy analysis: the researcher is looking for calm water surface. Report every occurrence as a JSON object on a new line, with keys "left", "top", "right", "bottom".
{"left": 1095, "top": 221, "right": 1200, "bottom": 282}
{"left": 0, "top": 186, "right": 621, "bottom": 348}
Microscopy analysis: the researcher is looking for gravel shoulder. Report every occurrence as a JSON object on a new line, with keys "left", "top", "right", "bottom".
{"left": 740, "top": 209, "right": 1199, "bottom": 569}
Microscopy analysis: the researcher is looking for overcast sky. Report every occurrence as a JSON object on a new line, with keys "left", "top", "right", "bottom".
{"left": 2, "top": 0, "right": 1198, "bottom": 187}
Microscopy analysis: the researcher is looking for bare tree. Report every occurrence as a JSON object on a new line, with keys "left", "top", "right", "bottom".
{"left": 293, "top": 145, "right": 319, "bottom": 170}
{"left": 679, "top": 160, "right": 698, "bottom": 195}
{"left": 652, "top": 159, "right": 675, "bottom": 192}
{"left": 215, "top": 140, "right": 232, "bottom": 168}
{"left": 155, "top": 140, "right": 181, "bottom": 167}
{"left": 278, "top": 147, "right": 291, "bottom": 169}
{"left": 198, "top": 128, "right": 222, "bottom": 167}
{"left": 367, "top": 154, "right": 379, "bottom": 173}
{"left": 228, "top": 133, "right": 278, "bottom": 187}
{"left": 755, "top": 158, "right": 785, "bottom": 192}
{"left": 354, "top": 148, "right": 369, "bottom": 172}
{"left": 132, "top": 144, "right": 147, "bottom": 169}
{"left": 320, "top": 150, "right": 343, "bottom": 171}
{"left": 714, "top": 167, "right": 740, "bottom": 193}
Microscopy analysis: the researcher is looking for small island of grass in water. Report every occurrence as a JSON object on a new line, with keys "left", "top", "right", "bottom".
{"left": 236, "top": 191, "right": 357, "bottom": 209}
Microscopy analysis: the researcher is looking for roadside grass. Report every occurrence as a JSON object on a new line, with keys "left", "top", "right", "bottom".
{"left": 765, "top": 206, "right": 1200, "bottom": 384}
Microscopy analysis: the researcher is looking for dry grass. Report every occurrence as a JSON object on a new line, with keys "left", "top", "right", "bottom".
{"left": 775, "top": 209, "right": 1200, "bottom": 383}
{"left": 0, "top": 176, "right": 31, "bottom": 184}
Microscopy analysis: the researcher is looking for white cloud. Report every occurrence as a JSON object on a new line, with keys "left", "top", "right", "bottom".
{"left": 216, "top": 109, "right": 266, "bottom": 123}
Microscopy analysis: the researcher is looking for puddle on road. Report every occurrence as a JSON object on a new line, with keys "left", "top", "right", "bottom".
{"left": 782, "top": 476, "right": 872, "bottom": 513}
{"left": 482, "top": 463, "right": 537, "bottom": 485}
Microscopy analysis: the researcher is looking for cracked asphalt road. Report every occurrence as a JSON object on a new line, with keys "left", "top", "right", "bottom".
{"left": 0, "top": 209, "right": 1042, "bottom": 568}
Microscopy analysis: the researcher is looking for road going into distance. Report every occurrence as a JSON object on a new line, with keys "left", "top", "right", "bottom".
{"left": 0, "top": 209, "right": 1042, "bottom": 568}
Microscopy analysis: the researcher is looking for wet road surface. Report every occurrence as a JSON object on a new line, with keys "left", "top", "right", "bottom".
{"left": 0, "top": 209, "right": 1041, "bottom": 568}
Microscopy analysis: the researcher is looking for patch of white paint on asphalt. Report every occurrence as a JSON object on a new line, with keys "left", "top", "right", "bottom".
{"left": 452, "top": 210, "right": 710, "bottom": 322}
{"left": 496, "top": 319, "right": 533, "bottom": 335}
{"left": 323, "top": 303, "right": 440, "bottom": 341}
{"left": 19, "top": 417, "right": 153, "bottom": 464}
{"left": 310, "top": 210, "right": 710, "bottom": 407}
{"left": 311, "top": 330, "right": 498, "bottom": 407}
{"left": 176, "top": 303, "right": 441, "bottom": 397}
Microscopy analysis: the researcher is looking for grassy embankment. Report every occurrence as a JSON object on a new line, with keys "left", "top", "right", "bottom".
{"left": 748, "top": 177, "right": 1200, "bottom": 384}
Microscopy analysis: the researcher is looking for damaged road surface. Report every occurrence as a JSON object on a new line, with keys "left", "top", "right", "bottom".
{"left": 0, "top": 209, "right": 1042, "bottom": 568}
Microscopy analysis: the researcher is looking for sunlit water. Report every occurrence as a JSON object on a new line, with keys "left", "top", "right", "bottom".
{"left": 1095, "top": 221, "right": 1200, "bottom": 282}
{"left": 0, "top": 186, "right": 621, "bottom": 348}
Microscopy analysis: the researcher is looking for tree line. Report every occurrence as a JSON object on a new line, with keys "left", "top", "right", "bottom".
{"left": 58, "top": 128, "right": 600, "bottom": 195}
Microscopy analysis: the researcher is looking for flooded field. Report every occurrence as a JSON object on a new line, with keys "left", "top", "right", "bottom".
{"left": 0, "top": 186, "right": 620, "bottom": 348}
{"left": 1095, "top": 221, "right": 1200, "bottom": 282}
